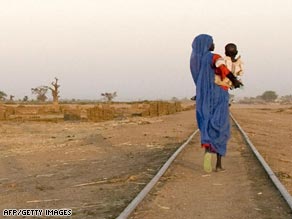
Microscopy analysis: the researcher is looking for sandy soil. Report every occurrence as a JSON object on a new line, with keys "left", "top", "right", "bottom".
{"left": 0, "top": 110, "right": 195, "bottom": 219}
{"left": 0, "top": 103, "right": 292, "bottom": 219}
{"left": 231, "top": 104, "right": 292, "bottom": 194}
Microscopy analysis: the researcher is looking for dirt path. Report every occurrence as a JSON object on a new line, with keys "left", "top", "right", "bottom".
{"left": 130, "top": 121, "right": 292, "bottom": 219}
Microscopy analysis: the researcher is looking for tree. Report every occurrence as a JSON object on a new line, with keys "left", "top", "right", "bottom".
{"left": 171, "top": 97, "right": 179, "bottom": 101}
{"left": 31, "top": 86, "right": 49, "bottom": 102}
{"left": 101, "top": 92, "right": 117, "bottom": 103}
{"left": 23, "top": 96, "right": 29, "bottom": 102}
{"left": 261, "top": 90, "right": 278, "bottom": 102}
{"left": 0, "top": 91, "right": 7, "bottom": 101}
{"left": 49, "top": 77, "right": 60, "bottom": 105}
{"left": 279, "top": 95, "right": 292, "bottom": 103}
{"left": 9, "top": 95, "right": 15, "bottom": 101}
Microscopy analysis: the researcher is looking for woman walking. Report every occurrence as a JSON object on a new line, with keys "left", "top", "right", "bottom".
{"left": 190, "top": 34, "right": 242, "bottom": 172}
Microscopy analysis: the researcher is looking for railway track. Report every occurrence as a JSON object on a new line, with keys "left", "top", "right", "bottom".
{"left": 230, "top": 114, "right": 292, "bottom": 209}
{"left": 116, "top": 114, "right": 292, "bottom": 219}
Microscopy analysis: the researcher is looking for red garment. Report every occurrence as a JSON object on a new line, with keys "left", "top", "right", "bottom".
{"left": 201, "top": 143, "right": 217, "bottom": 153}
{"left": 212, "top": 54, "right": 230, "bottom": 90}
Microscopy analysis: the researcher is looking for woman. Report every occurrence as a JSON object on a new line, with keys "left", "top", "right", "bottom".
{"left": 190, "top": 34, "right": 242, "bottom": 172}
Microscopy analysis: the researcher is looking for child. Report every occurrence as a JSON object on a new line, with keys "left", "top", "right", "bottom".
{"left": 214, "top": 43, "right": 244, "bottom": 89}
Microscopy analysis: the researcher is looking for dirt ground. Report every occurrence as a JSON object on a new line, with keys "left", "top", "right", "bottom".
{"left": 0, "top": 103, "right": 292, "bottom": 219}
{"left": 130, "top": 119, "right": 292, "bottom": 219}
{"left": 231, "top": 104, "right": 292, "bottom": 194}
{"left": 0, "top": 109, "right": 195, "bottom": 219}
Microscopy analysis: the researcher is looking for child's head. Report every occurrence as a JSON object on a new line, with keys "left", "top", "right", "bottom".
{"left": 225, "top": 43, "right": 238, "bottom": 58}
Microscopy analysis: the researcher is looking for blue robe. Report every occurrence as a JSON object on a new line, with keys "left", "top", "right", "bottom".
{"left": 190, "top": 34, "right": 230, "bottom": 156}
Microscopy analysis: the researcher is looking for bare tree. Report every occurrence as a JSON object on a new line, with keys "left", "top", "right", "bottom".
{"left": 101, "top": 92, "right": 117, "bottom": 103}
{"left": 49, "top": 77, "right": 60, "bottom": 105}
{"left": 31, "top": 86, "right": 49, "bottom": 102}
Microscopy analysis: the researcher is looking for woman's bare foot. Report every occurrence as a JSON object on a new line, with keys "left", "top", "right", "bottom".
{"left": 215, "top": 167, "right": 226, "bottom": 172}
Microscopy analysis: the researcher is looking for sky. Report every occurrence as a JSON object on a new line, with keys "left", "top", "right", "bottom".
{"left": 0, "top": 0, "right": 291, "bottom": 101}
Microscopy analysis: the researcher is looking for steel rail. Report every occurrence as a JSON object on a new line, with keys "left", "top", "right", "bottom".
{"left": 117, "top": 114, "right": 292, "bottom": 219}
{"left": 230, "top": 113, "right": 292, "bottom": 210}
{"left": 116, "top": 129, "right": 199, "bottom": 219}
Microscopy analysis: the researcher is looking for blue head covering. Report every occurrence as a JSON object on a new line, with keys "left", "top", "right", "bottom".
{"left": 190, "top": 34, "right": 213, "bottom": 84}
{"left": 190, "top": 34, "right": 230, "bottom": 156}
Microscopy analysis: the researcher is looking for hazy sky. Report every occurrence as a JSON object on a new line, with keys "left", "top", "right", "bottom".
{"left": 1, "top": 0, "right": 291, "bottom": 101}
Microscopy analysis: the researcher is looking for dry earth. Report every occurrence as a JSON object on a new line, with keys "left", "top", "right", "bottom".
{"left": 130, "top": 119, "right": 292, "bottom": 219}
{"left": 231, "top": 104, "right": 292, "bottom": 194}
{"left": 0, "top": 109, "right": 195, "bottom": 219}
{"left": 0, "top": 103, "right": 292, "bottom": 219}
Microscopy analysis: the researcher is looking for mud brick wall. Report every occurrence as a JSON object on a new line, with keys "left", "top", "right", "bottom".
{"left": 158, "top": 102, "right": 169, "bottom": 116}
{"left": 0, "top": 105, "right": 64, "bottom": 121}
{"left": 129, "top": 103, "right": 149, "bottom": 117}
{"left": 149, "top": 102, "right": 159, "bottom": 117}
{"left": 0, "top": 106, "right": 15, "bottom": 120}
{"left": 0, "top": 111, "right": 5, "bottom": 120}
{"left": 103, "top": 105, "right": 115, "bottom": 120}
{"left": 0, "top": 108, "right": 6, "bottom": 120}
{"left": 14, "top": 105, "right": 39, "bottom": 115}
{"left": 87, "top": 105, "right": 115, "bottom": 122}
{"left": 175, "top": 102, "right": 182, "bottom": 112}
{"left": 37, "top": 106, "right": 60, "bottom": 114}
{"left": 64, "top": 109, "right": 81, "bottom": 121}
{"left": 136, "top": 101, "right": 183, "bottom": 117}
{"left": 168, "top": 103, "right": 176, "bottom": 115}
{"left": 140, "top": 103, "right": 149, "bottom": 117}
{"left": 4, "top": 107, "right": 15, "bottom": 116}
{"left": 0, "top": 101, "right": 184, "bottom": 121}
